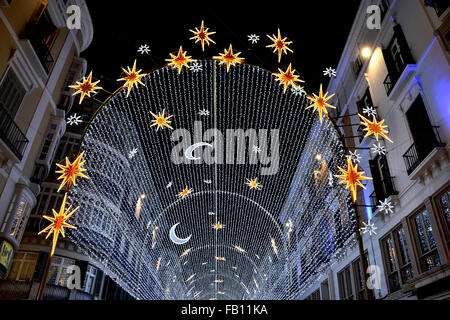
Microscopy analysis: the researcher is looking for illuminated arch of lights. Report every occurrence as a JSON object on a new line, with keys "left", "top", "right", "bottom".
{"left": 68, "top": 61, "right": 357, "bottom": 300}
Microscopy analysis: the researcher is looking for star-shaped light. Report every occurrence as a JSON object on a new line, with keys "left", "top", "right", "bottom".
{"left": 212, "top": 221, "right": 225, "bottom": 230}
{"left": 166, "top": 46, "right": 196, "bottom": 73}
{"left": 67, "top": 113, "right": 82, "bottom": 126}
{"left": 323, "top": 67, "right": 337, "bottom": 78}
{"left": 371, "top": 143, "right": 386, "bottom": 156}
{"left": 213, "top": 44, "right": 244, "bottom": 72}
{"left": 55, "top": 152, "right": 88, "bottom": 192}
{"left": 273, "top": 64, "right": 303, "bottom": 93}
{"left": 377, "top": 199, "right": 394, "bottom": 215}
{"left": 137, "top": 44, "right": 151, "bottom": 55}
{"left": 306, "top": 84, "right": 336, "bottom": 123}
{"left": 359, "top": 114, "right": 393, "bottom": 143}
{"left": 216, "top": 256, "right": 226, "bottom": 261}
{"left": 266, "top": 29, "right": 293, "bottom": 62}
{"left": 38, "top": 192, "right": 77, "bottom": 256}
{"left": 248, "top": 34, "right": 260, "bottom": 44}
{"left": 361, "top": 220, "right": 377, "bottom": 236}
{"left": 335, "top": 158, "right": 372, "bottom": 202}
{"left": 177, "top": 186, "right": 193, "bottom": 199}
{"left": 150, "top": 109, "right": 173, "bottom": 131}
{"left": 69, "top": 71, "right": 102, "bottom": 104}
{"left": 347, "top": 150, "right": 361, "bottom": 163}
{"left": 245, "top": 178, "right": 262, "bottom": 190}
{"left": 189, "top": 21, "right": 216, "bottom": 51}
{"left": 363, "top": 106, "right": 377, "bottom": 117}
{"left": 117, "top": 60, "right": 147, "bottom": 97}
{"left": 328, "top": 171, "right": 334, "bottom": 186}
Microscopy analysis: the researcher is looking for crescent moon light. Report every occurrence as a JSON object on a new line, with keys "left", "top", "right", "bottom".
{"left": 184, "top": 142, "right": 213, "bottom": 160}
{"left": 169, "top": 222, "right": 192, "bottom": 245}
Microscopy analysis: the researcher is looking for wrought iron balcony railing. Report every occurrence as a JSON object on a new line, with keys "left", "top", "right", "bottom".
{"left": 29, "top": 39, "right": 55, "bottom": 74}
{"left": 403, "top": 126, "right": 446, "bottom": 175}
{"left": 0, "top": 103, "right": 29, "bottom": 161}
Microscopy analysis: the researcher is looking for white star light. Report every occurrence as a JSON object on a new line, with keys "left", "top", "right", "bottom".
{"left": 361, "top": 220, "right": 377, "bottom": 236}
{"left": 248, "top": 34, "right": 260, "bottom": 44}
{"left": 67, "top": 113, "right": 82, "bottom": 126}
{"left": 166, "top": 181, "right": 173, "bottom": 189}
{"left": 363, "top": 106, "right": 377, "bottom": 117}
{"left": 291, "top": 85, "right": 307, "bottom": 97}
{"left": 198, "top": 109, "right": 210, "bottom": 116}
{"left": 323, "top": 67, "right": 337, "bottom": 78}
{"left": 347, "top": 150, "right": 361, "bottom": 163}
{"left": 328, "top": 171, "right": 334, "bottom": 186}
{"left": 191, "top": 62, "right": 203, "bottom": 72}
{"left": 371, "top": 143, "right": 386, "bottom": 156}
{"left": 252, "top": 145, "right": 262, "bottom": 154}
{"left": 377, "top": 199, "right": 394, "bottom": 215}
{"left": 128, "top": 148, "right": 138, "bottom": 159}
{"left": 137, "top": 44, "right": 151, "bottom": 55}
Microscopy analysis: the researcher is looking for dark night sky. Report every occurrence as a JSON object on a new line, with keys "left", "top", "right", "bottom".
{"left": 82, "top": 0, "right": 361, "bottom": 91}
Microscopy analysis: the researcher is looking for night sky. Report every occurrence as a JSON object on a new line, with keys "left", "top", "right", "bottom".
{"left": 82, "top": 0, "right": 361, "bottom": 91}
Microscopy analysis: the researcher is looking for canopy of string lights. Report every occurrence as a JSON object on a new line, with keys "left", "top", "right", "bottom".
{"left": 68, "top": 61, "right": 356, "bottom": 300}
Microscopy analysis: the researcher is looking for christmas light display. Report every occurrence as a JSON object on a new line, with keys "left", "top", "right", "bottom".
{"left": 68, "top": 61, "right": 356, "bottom": 300}
{"left": 213, "top": 45, "right": 244, "bottom": 72}
{"left": 69, "top": 71, "right": 102, "bottom": 104}
{"left": 166, "top": 47, "right": 196, "bottom": 73}
{"left": 359, "top": 114, "right": 393, "bottom": 143}
{"left": 273, "top": 64, "right": 303, "bottom": 93}
{"left": 306, "top": 84, "right": 336, "bottom": 124}
{"left": 150, "top": 109, "right": 174, "bottom": 131}
{"left": 335, "top": 158, "right": 372, "bottom": 202}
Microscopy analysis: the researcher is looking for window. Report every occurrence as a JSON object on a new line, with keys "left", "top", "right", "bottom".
{"left": 357, "top": 88, "right": 375, "bottom": 142}
{"left": 352, "top": 254, "right": 368, "bottom": 300}
{"left": 369, "top": 154, "right": 397, "bottom": 206}
{"left": 381, "top": 225, "right": 414, "bottom": 293}
{"left": 410, "top": 208, "right": 441, "bottom": 273}
{"left": 47, "top": 256, "right": 75, "bottom": 287}
{"left": 0, "top": 192, "right": 31, "bottom": 242}
{"left": 8, "top": 252, "right": 38, "bottom": 281}
{"left": 0, "top": 69, "right": 26, "bottom": 118}
{"left": 435, "top": 187, "right": 450, "bottom": 248}
{"left": 27, "top": 186, "right": 63, "bottom": 233}
{"left": 403, "top": 96, "right": 444, "bottom": 175}
{"left": 338, "top": 265, "right": 354, "bottom": 300}
{"left": 83, "top": 265, "right": 98, "bottom": 294}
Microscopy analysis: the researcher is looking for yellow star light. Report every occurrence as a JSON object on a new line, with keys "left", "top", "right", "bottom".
{"left": 245, "top": 178, "right": 262, "bottom": 190}
{"left": 216, "top": 256, "right": 226, "bottom": 261}
{"left": 156, "top": 256, "right": 162, "bottom": 272}
{"left": 266, "top": 28, "right": 293, "bottom": 62}
{"left": 233, "top": 245, "right": 246, "bottom": 253}
{"left": 38, "top": 192, "right": 77, "bottom": 257}
{"left": 335, "top": 158, "right": 372, "bottom": 202}
{"left": 306, "top": 84, "right": 336, "bottom": 123}
{"left": 166, "top": 46, "right": 196, "bottom": 73}
{"left": 117, "top": 59, "right": 147, "bottom": 97}
{"left": 214, "top": 279, "right": 224, "bottom": 283}
{"left": 177, "top": 186, "right": 193, "bottom": 199}
{"left": 69, "top": 71, "right": 102, "bottom": 104}
{"left": 150, "top": 109, "right": 174, "bottom": 131}
{"left": 189, "top": 20, "right": 216, "bottom": 51}
{"left": 212, "top": 221, "right": 225, "bottom": 230}
{"left": 270, "top": 235, "right": 279, "bottom": 258}
{"left": 273, "top": 64, "right": 303, "bottom": 93}
{"left": 55, "top": 152, "right": 88, "bottom": 192}
{"left": 359, "top": 114, "right": 393, "bottom": 143}
{"left": 213, "top": 44, "right": 244, "bottom": 72}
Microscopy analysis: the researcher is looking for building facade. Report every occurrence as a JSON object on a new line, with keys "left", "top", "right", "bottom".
{"left": 300, "top": 0, "right": 450, "bottom": 300}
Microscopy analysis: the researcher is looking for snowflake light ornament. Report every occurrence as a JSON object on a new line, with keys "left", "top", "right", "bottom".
{"left": 347, "top": 150, "right": 361, "bottom": 163}
{"left": 128, "top": 148, "right": 138, "bottom": 159}
{"left": 191, "top": 62, "right": 203, "bottom": 72}
{"left": 363, "top": 106, "right": 377, "bottom": 118}
{"left": 291, "top": 85, "right": 307, "bottom": 97}
{"left": 67, "top": 114, "right": 82, "bottom": 126}
{"left": 328, "top": 171, "right": 334, "bottom": 186}
{"left": 377, "top": 199, "right": 394, "bottom": 215}
{"left": 361, "top": 220, "right": 377, "bottom": 236}
{"left": 198, "top": 109, "right": 210, "bottom": 116}
{"left": 252, "top": 145, "right": 262, "bottom": 154}
{"left": 371, "top": 143, "right": 386, "bottom": 156}
{"left": 137, "top": 44, "right": 150, "bottom": 55}
{"left": 323, "top": 67, "right": 337, "bottom": 78}
{"left": 248, "top": 34, "right": 260, "bottom": 44}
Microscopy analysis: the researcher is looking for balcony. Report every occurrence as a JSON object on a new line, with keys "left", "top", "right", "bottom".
{"left": 29, "top": 39, "right": 55, "bottom": 74}
{"left": 403, "top": 126, "right": 446, "bottom": 176}
{"left": 0, "top": 103, "right": 29, "bottom": 161}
